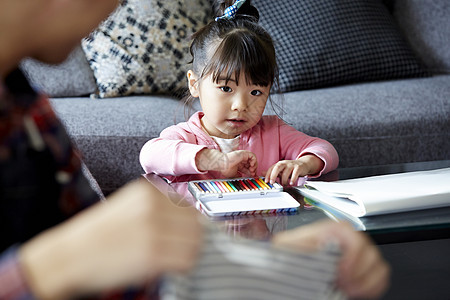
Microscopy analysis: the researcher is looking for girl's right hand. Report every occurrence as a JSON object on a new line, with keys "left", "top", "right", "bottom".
{"left": 222, "top": 150, "right": 258, "bottom": 178}
{"left": 196, "top": 149, "right": 258, "bottom": 178}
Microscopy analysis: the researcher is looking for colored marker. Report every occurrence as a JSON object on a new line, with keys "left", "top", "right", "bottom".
{"left": 251, "top": 178, "right": 262, "bottom": 189}
{"left": 210, "top": 181, "right": 221, "bottom": 193}
{"left": 239, "top": 180, "right": 250, "bottom": 191}
{"left": 198, "top": 182, "right": 209, "bottom": 193}
{"left": 219, "top": 181, "right": 229, "bottom": 192}
{"left": 227, "top": 181, "right": 238, "bottom": 191}
{"left": 234, "top": 180, "right": 245, "bottom": 191}
{"left": 223, "top": 181, "right": 233, "bottom": 192}
{"left": 214, "top": 181, "right": 226, "bottom": 193}
{"left": 211, "top": 182, "right": 221, "bottom": 193}
{"left": 245, "top": 179, "right": 258, "bottom": 190}
{"left": 256, "top": 177, "right": 270, "bottom": 189}
{"left": 205, "top": 182, "right": 215, "bottom": 193}
{"left": 195, "top": 182, "right": 206, "bottom": 193}
{"left": 239, "top": 180, "right": 251, "bottom": 190}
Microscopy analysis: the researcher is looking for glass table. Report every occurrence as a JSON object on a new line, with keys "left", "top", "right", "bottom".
{"left": 145, "top": 160, "right": 450, "bottom": 244}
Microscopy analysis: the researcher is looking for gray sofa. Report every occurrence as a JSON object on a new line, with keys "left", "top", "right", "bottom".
{"left": 20, "top": 0, "right": 450, "bottom": 195}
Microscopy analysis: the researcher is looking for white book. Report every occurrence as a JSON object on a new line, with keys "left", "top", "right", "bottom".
{"left": 296, "top": 167, "right": 450, "bottom": 217}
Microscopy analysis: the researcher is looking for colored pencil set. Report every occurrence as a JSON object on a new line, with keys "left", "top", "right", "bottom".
{"left": 189, "top": 177, "right": 282, "bottom": 195}
{"left": 188, "top": 177, "right": 300, "bottom": 217}
{"left": 187, "top": 177, "right": 299, "bottom": 217}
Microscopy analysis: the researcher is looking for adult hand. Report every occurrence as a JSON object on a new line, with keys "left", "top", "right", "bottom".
{"left": 271, "top": 220, "right": 390, "bottom": 299}
{"left": 19, "top": 179, "right": 204, "bottom": 299}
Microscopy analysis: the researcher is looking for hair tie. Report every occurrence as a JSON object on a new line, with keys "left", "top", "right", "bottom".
{"left": 215, "top": 0, "right": 247, "bottom": 21}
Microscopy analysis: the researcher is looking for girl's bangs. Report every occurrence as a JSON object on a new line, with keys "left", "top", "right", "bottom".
{"left": 203, "top": 33, "right": 275, "bottom": 87}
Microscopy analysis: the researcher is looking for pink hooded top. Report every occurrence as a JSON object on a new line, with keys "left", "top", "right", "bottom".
{"left": 140, "top": 112, "right": 339, "bottom": 183}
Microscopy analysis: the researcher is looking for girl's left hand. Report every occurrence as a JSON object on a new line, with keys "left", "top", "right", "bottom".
{"left": 264, "top": 155, "right": 324, "bottom": 185}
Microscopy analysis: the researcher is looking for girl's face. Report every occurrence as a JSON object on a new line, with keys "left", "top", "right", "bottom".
{"left": 188, "top": 70, "right": 271, "bottom": 139}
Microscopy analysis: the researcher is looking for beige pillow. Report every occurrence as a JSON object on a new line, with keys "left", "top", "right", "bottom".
{"left": 82, "top": 0, "right": 210, "bottom": 98}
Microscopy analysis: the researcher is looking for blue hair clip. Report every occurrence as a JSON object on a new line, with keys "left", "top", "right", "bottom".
{"left": 215, "top": 0, "right": 247, "bottom": 21}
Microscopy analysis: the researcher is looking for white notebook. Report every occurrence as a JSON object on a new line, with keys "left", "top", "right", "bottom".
{"left": 297, "top": 167, "right": 450, "bottom": 217}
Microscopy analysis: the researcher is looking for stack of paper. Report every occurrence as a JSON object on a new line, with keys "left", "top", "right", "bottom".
{"left": 297, "top": 167, "right": 450, "bottom": 217}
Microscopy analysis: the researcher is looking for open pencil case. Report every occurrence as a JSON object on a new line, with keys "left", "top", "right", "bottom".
{"left": 188, "top": 177, "right": 300, "bottom": 217}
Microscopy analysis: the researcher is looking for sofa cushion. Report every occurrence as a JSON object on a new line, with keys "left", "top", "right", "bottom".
{"left": 278, "top": 75, "right": 450, "bottom": 167}
{"left": 393, "top": 0, "right": 450, "bottom": 74}
{"left": 19, "top": 46, "right": 97, "bottom": 97}
{"left": 82, "top": 0, "right": 210, "bottom": 98}
{"left": 253, "top": 0, "right": 429, "bottom": 93}
{"left": 50, "top": 96, "right": 200, "bottom": 194}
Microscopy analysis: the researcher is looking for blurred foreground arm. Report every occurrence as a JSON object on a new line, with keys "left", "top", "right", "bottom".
{"left": 19, "top": 180, "right": 204, "bottom": 299}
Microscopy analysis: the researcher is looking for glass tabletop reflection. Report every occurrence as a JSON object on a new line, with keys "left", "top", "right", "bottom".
{"left": 144, "top": 160, "right": 450, "bottom": 244}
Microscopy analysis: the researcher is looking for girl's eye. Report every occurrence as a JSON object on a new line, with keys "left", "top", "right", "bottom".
{"left": 220, "top": 86, "right": 232, "bottom": 93}
{"left": 251, "top": 90, "right": 262, "bottom": 96}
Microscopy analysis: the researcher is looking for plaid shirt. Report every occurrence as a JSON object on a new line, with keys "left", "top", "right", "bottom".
{"left": 0, "top": 69, "right": 101, "bottom": 299}
{"left": 0, "top": 70, "right": 160, "bottom": 299}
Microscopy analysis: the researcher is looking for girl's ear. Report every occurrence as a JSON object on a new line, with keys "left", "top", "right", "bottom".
{"left": 187, "top": 70, "right": 199, "bottom": 98}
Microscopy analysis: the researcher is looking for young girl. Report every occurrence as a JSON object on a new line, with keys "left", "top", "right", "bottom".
{"left": 140, "top": 0, "right": 339, "bottom": 185}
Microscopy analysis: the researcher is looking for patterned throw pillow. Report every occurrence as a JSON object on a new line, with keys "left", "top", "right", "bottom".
{"left": 253, "top": 0, "right": 429, "bottom": 93}
{"left": 82, "top": 0, "right": 210, "bottom": 98}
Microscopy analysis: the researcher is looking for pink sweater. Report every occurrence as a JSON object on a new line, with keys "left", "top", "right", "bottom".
{"left": 140, "top": 112, "right": 339, "bottom": 182}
